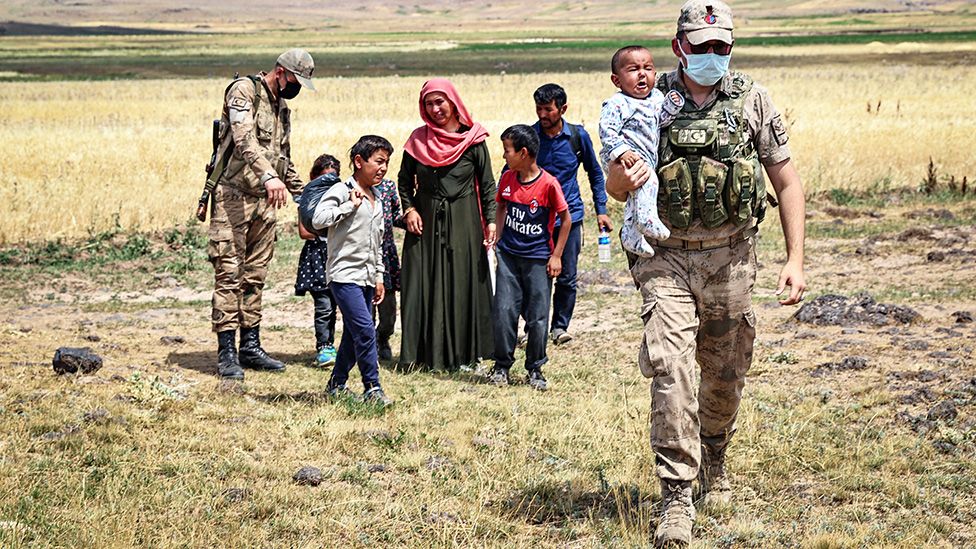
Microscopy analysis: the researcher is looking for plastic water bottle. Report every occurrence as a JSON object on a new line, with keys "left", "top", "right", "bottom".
{"left": 598, "top": 230, "right": 611, "bottom": 263}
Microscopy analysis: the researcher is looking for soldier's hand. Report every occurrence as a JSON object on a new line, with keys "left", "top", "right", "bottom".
{"left": 606, "top": 158, "right": 650, "bottom": 202}
{"left": 264, "top": 177, "right": 288, "bottom": 209}
{"left": 373, "top": 282, "right": 385, "bottom": 305}
{"left": 776, "top": 260, "right": 807, "bottom": 306}
{"left": 596, "top": 214, "right": 614, "bottom": 233}
{"left": 404, "top": 209, "right": 423, "bottom": 235}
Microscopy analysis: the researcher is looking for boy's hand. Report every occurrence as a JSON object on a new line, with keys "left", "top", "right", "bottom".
{"left": 619, "top": 151, "right": 639, "bottom": 169}
{"left": 373, "top": 282, "right": 385, "bottom": 305}
{"left": 349, "top": 189, "right": 363, "bottom": 208}
{"left": 547, "top": 255, "right": 562, "bottom": 278}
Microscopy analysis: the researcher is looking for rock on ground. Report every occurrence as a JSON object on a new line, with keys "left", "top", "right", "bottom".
{"left": 52, "top": 347, "right": 103, "bottom": 375}
{"left": 793, "top": 292, "right": 920, "bottom": 326}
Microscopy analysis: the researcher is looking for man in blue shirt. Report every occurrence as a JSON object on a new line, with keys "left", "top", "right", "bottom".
{"left": 531, "top": 83, "right": 612, "bottom": 344}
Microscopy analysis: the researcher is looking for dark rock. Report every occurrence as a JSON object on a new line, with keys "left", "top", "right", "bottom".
{"left": 83, "top": 334, "right": 101, "bottom": 342}
{"left": 160, "top": 336, "right": 186, "bottom": 345}
{"left": 110, "top": 374, "right": 127, "bottom": 382}
{"left": 916, "top": 370, "right": 940, "bottom": 382}
{"left": 824, "top": 206, "right": 860, "bottom": 219}
{"left": 952, "top": 311, "right": 974, "bottom": 324}
{"left": 855, "top": 244, "right": 875, "bottom": 256}
{"left": 19, "top": 326, "right": 32, "bottom": 333}
{"left": 902, "top": 340, "right": 929, "bottom": 351}
{"left": 926, "top": 251, "right": 946, "bottom": 262}
{"left": 952, "top": 378, "right": 976, "bottom": 397}
{"left": 293, "top": 466, "right": 323, "bottom": 486}
{"left": 810, "top": 356, "right": 868, "bottom": 377}
{"left": 899, "top": 387, "right": 937, "bottom": 405}
{"left": 366, "top": 464, "right": 388, "bottom": 473}
{"left": 52, "top": 347, "right": 103, "bottom": 375}
{"left": 928, "top": 351, "right": 952, "bottom": 360}
{"left": 927, "top": 400, "right": 958, "bottom": 422}
{"left": 934, "top": 327, "right": 962, "bottom": 338}
{"left": 222, "top": 487, "right": 251, "bottom": 503}
{"left": 82, "top": 408, "right": 110, "bottom": 423}
{"left": 793, "top": 292, "right": 920, "bottom": 326}
{"left": 823, "top": 339, "right": 858, "bottom": 352}
{"left": 794, "top": 331, "right": 817, "bottom": 340}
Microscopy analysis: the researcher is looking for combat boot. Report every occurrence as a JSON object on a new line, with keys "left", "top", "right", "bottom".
{"left": 697, "top": 445, "right": 733, "bottom": 507}
{"left": 238, "top": 326, "right": 286, "bottom": 372}
{"left": 216, "top": 330, "right": 244, "bottom": 380}
{"left": 654, "top": 479, "right": 695, "bottom": 548}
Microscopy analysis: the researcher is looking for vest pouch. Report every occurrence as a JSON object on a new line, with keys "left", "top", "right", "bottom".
{"left": 753, "top": 159, "right": 768, "bottom": 224}
{"left": 657, "top": 158, "right": 693, "bottom": 229}
{"left": 697, "top": 157, "right": 729, "bottom": 228}
{"left": 727, "top": 158, "right": 755, "bottom": 225}
{"left": 256, "top": 111, "right": 274, "bottom": 142}
{"left": 668, "top": 118, "right": 717, "bottom": 153}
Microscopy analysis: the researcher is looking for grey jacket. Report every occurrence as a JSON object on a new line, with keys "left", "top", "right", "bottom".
{"left": 312, "top": 177, "right": 385, "bottom": 287}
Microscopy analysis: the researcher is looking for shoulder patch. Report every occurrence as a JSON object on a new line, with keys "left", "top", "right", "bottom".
{"left": 771, "top": 115, "right": 789, "bottom": 145}
{"left": 228, "top": 96, "right": 252, "bottom": 112}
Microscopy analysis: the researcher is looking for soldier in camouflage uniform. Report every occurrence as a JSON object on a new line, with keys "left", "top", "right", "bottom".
{"left": 605, "top": 2, "right": 807, "bottom": 546}
{"left": 209, "top": 49, "right": 315, "bottom": 380}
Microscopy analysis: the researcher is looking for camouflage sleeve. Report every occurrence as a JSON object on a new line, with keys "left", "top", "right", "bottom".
{"left": 225, "top": 80, "right": 278, "bottom": 183}
{"left": 745, "top": 82, "right": 792, "bottom": 166}
{"left": 278, "top": 104, "right": 304, "bottom": 196}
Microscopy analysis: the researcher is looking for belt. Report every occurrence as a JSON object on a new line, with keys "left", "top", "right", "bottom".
{"left": 649, "top": 225, "right": 758, "bottom": 251}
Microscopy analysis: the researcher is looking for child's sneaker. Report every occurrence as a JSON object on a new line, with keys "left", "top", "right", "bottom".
{"left": 316, "top": 346, "right": 337, "bottom": 368}
{"left": 363, "top": 386, "right": 394, "bottom": 407}
{"left": 527, "top": 369, "right": 548, "bottom": 392}
{"left": 326, "top": 383, "right": 354, "bottom": 400}
{"left": 487, "top": 366, "right": 510, "bottom": 386}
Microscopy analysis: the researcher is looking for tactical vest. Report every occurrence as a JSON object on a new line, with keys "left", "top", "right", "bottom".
{"left": 656, "top": 71, "right": 767, "bottom": 230}
{"left": 218, "top": 75, "right": 290, "bottom": 196}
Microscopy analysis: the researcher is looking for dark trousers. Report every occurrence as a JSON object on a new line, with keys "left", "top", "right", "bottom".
{"left": 494, "top": 250, "right": 551, "bottom": 371}
{"left": 310, "top": 289, "right": 337, "bottom": 349}
{"left": 550, "top": 221, "right": 582, "bottom": 333}
{"left": 372, "top": 290, "right": 397, "bottom": 344}
{"left": 329, "top": 282, "right": 380, "bottom": 391}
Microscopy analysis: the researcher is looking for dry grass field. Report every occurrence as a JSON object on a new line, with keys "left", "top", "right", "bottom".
{"left": 1, "top": 10, "right": 975, "bottom": 548}
{"left": 1, "top": 43, "right": 975, "bottom": 244}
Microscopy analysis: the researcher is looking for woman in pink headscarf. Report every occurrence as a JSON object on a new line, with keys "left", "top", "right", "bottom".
{"left": 398, "top": 78, "right": 496, "bottom": 371}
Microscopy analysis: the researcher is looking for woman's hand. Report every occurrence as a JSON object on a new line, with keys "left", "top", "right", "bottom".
{"left": 405, "top": 209, "right": 423, "bottom": 235}
{"left": 483, "top": 223, "right": 496, "bottom": 248}
{"left": 373, "top": 282, "right": 385, "bottom": 305}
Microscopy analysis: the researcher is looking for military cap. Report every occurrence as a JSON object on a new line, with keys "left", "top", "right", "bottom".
{"left": 276, "top": 48, "right": 316, "bottom": 91}
{"left": 677, "top": 0, "right": 734, "bottom": 45}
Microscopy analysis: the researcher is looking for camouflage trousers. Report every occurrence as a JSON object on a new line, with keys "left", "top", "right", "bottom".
{"left": 629, "top": 236, "right": 757, "bottom": 482}
{"left": 208, "top": 185, "right": 277, "bottom": 333}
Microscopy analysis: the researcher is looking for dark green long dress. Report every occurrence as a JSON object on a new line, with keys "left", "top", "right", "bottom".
{"left": 397, "top": 141, "right": 496, "bottom": 370}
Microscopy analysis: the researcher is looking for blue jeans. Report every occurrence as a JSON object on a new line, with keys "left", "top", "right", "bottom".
{"left": 328, "top": 282, "right": 380, "bottom": 391}
{"left": 550, "top": 221, "right": 582, "bottom": 333}
{"left": 494, "top": 250, "right": 551, "bottom": 371}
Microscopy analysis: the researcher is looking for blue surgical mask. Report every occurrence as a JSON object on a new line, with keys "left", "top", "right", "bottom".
{"left": 681, "top": 52, "right": 731, "bottom": 86}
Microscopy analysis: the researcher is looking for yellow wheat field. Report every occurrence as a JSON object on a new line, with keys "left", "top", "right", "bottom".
{"left": 1, "top": 60, "right": 974, "bottom": 244}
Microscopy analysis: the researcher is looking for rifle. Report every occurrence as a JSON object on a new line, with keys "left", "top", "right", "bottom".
{"left": 197, "top": 119, "right": 222, "bottom": 222}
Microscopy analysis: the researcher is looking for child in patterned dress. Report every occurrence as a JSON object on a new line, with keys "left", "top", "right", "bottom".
{"left": 599, "top": 45, "right": 684, "bottom": 257}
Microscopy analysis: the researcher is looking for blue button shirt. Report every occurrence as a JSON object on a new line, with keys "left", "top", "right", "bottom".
{"left": 532, "top": 120, "right": 607, "bottom": 225}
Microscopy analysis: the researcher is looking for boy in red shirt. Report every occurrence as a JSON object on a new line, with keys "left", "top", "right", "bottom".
{"left": 490, "top": 124, "right": 572, "bottom": 391}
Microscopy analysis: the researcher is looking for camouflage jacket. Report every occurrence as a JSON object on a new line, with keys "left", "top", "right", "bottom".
{"left": 218, "top": 72, "right": 304, "bottom": 197}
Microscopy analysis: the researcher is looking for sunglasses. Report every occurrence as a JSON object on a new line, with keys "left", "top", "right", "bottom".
{"left": 686, "top": 41, "right": 734, "bottom": 55}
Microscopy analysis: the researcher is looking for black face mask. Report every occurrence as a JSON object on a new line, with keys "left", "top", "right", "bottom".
{"left": 278, "top": 75, "right": 301, "bottom": 100}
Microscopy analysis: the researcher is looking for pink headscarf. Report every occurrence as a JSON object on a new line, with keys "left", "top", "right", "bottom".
{"left": 403, "top": 78, "right": 489, "bottom": 168}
